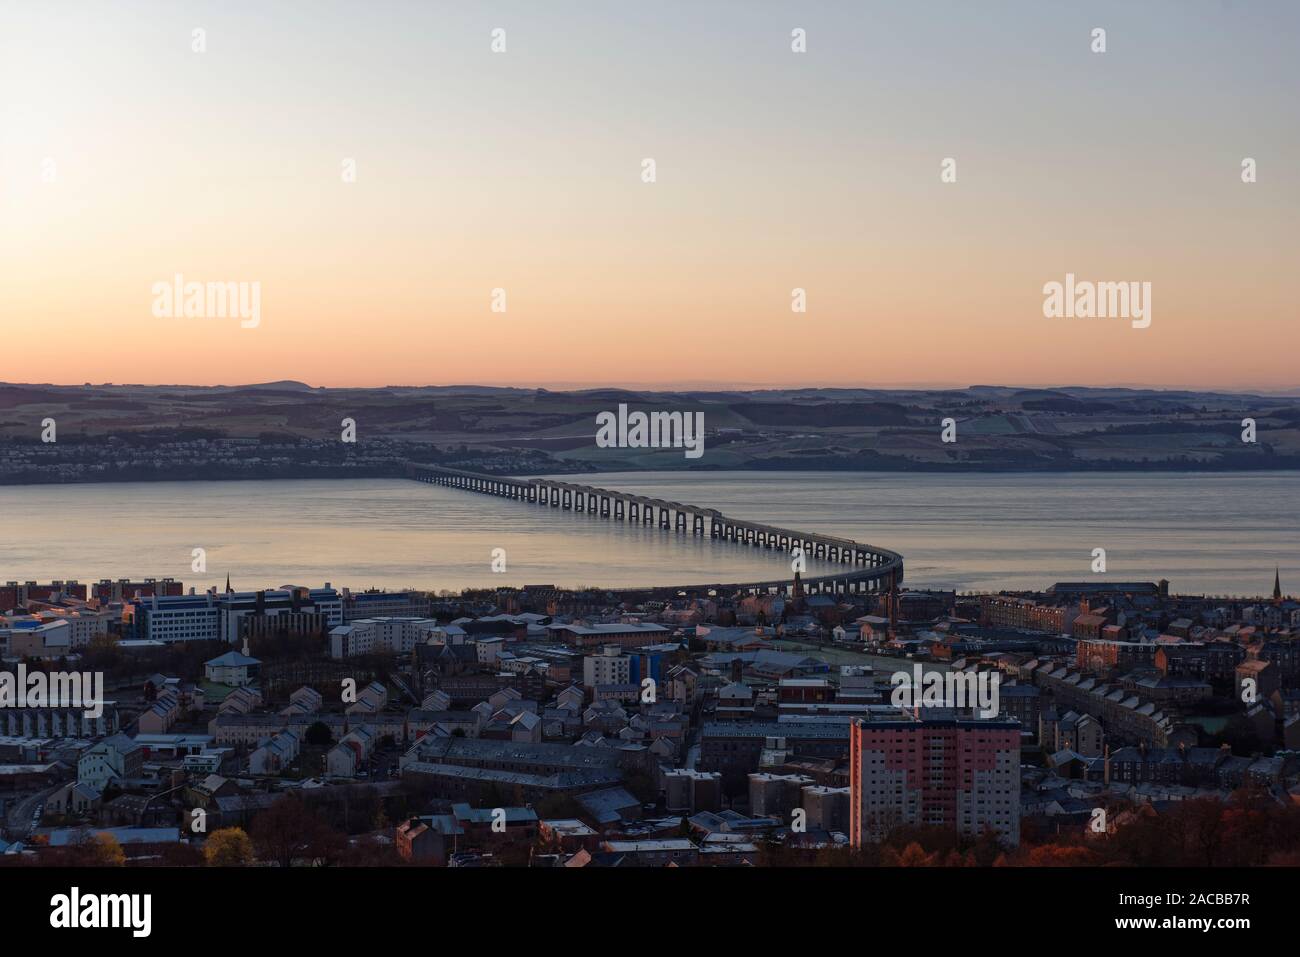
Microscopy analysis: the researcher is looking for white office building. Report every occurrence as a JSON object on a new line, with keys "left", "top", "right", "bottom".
{"left": 329, "top": 617, "right": 440, "bottom": 659}
{"left": 583, "top": 646, "right": 633, "bottom": 689}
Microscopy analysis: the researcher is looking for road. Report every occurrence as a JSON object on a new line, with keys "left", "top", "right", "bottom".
{"left": 4, "top": 785, "right": 58, "bottom": 841}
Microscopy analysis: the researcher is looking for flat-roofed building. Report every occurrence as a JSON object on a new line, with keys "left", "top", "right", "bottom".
{"left": 547, "top": 622, "right": 671, "bottom": 650}
{"left": 850, "top": 714, "right": 1020, "bottom": 847}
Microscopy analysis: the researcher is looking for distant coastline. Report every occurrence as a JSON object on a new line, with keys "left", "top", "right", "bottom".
{"left": 5, "top": 457, "right": 1300, "bottom": 488}
{"left": 3, "top": 381, "right": 1299, "bottom": 484}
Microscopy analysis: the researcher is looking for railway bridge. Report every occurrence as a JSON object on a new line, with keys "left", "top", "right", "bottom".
{"left": 405, "top": 463, "right": 903, "bottom": 597}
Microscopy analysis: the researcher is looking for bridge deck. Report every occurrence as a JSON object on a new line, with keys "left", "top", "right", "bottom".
{"left": 405, "top": 463, "right": 903, "bottom": 596}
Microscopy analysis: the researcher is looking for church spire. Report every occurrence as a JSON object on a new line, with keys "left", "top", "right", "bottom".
{"left": 1274, "top": 567, "right": 1282, "bottom": 602}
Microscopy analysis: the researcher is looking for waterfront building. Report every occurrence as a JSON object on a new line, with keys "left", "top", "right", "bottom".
{"left": 93, "top": 578, "right": 182, "bottom": 603}
{"left": 342, "top": 588, "right": 430, "bottom": 621}
{"left": 128, "top": 586, "right": 343, "bottom": 644}
{"left": 217, "top": 586, "right": 343, "bottom": 643}
{"left": 131, "top": 594, "right": 221, "bottom": 643}
{"left": 0, "top": 581, "right": 88, "bottom": 609}
{"left": 979, "top": 595, "right": 1078, "bottom": 634}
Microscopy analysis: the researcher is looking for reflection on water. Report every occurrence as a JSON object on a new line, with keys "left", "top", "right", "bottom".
{"left": 0, "top": 471, "right": 1293, "bottom": 595}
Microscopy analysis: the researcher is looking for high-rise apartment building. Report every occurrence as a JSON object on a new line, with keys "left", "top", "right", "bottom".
{"left": 849, "top": 714, "right": 1020, "bottom": 847}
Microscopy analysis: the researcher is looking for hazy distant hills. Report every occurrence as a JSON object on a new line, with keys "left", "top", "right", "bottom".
{"left": 2, "top": 382, "right": 1298, "bottom": 475}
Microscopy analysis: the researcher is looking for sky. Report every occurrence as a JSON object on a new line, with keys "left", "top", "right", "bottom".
{"left": 1, "top": 0, "right": 1297, "bottom": 391}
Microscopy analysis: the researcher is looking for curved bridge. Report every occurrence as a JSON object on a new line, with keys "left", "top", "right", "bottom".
{"left": 405, "top": 464, "right": 903, "bottom": 597}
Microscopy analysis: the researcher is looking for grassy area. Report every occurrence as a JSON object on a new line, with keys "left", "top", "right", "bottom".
{"left": 199, "top": 680, "right": 242, "bottom": 702}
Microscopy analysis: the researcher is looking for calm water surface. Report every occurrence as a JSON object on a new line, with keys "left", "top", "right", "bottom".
{"left": 0, "top": 472, "right": 1293, "bottom": 595}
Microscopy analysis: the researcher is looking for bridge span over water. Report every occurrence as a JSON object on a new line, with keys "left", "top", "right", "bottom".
{"left": 405, "top": 464, "right": 903, "bottom": 597}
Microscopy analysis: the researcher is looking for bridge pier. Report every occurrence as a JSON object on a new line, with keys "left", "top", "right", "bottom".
{"left": 406, "top": 463, "right": 902, "bottom": 597}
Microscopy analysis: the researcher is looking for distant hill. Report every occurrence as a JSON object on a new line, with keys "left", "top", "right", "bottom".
{"left": 2, "top": 382, "right": 1298, "bottom": 479}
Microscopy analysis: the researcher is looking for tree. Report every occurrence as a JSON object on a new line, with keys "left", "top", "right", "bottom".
{"left": 251, "top": 792, "right": 357, "bottom": 866}
{"left": 622, "top": 769, "right": 657, "bottom": 804}
{"left": 305, "top": 721, "right": 333, "bottom": 747}
{"left": 84, "top": 833, "right": 125, "bottom": 867}
{"left": 1106, "top": 808, "right": 1177, "bottom": 866}
{"left": 1025, "top": 844, "right": 1096, "bottom": 867}
{"left": 894, "top": 842, "right": 936, "bottom": 867}
{"left": 157, "top": 843, "right": 205, "bottom": 867}
{"left": 533, "top": 793, "right": 582, "bottom": 821}
{"left": 308, "top": 821, "right": 348, "bottom": 867}
{"left": 251, "top": 797, "right": 305, "bottom": 867}
{"left": 336, "top": 834, "right": 398, "bottom": 866}
{"left": 1218, "top": 788, "right": 1279, "bottom": 866}
{"left": 1180, "top": 798, "right": 1226, "bottom": 866}
{"left": 204, "top": 827, "right": 254, "bottom": 866}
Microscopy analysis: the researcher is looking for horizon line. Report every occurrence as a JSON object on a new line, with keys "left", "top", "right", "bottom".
{"left": 5, "top": 379, "right": 1300, "bottom": 396}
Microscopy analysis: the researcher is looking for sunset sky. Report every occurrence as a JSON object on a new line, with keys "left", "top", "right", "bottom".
{"left": 1, "top": 1, "right": 1296, "bottom": 391}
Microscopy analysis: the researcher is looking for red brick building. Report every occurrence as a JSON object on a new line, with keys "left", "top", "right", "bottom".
{"left": 849, "top": 715, "right": 1020, "bottom": 847}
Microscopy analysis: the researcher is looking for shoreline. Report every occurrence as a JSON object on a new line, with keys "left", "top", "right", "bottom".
{"left": 3, "top": 460, "right": 1300, "bottom": 489}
